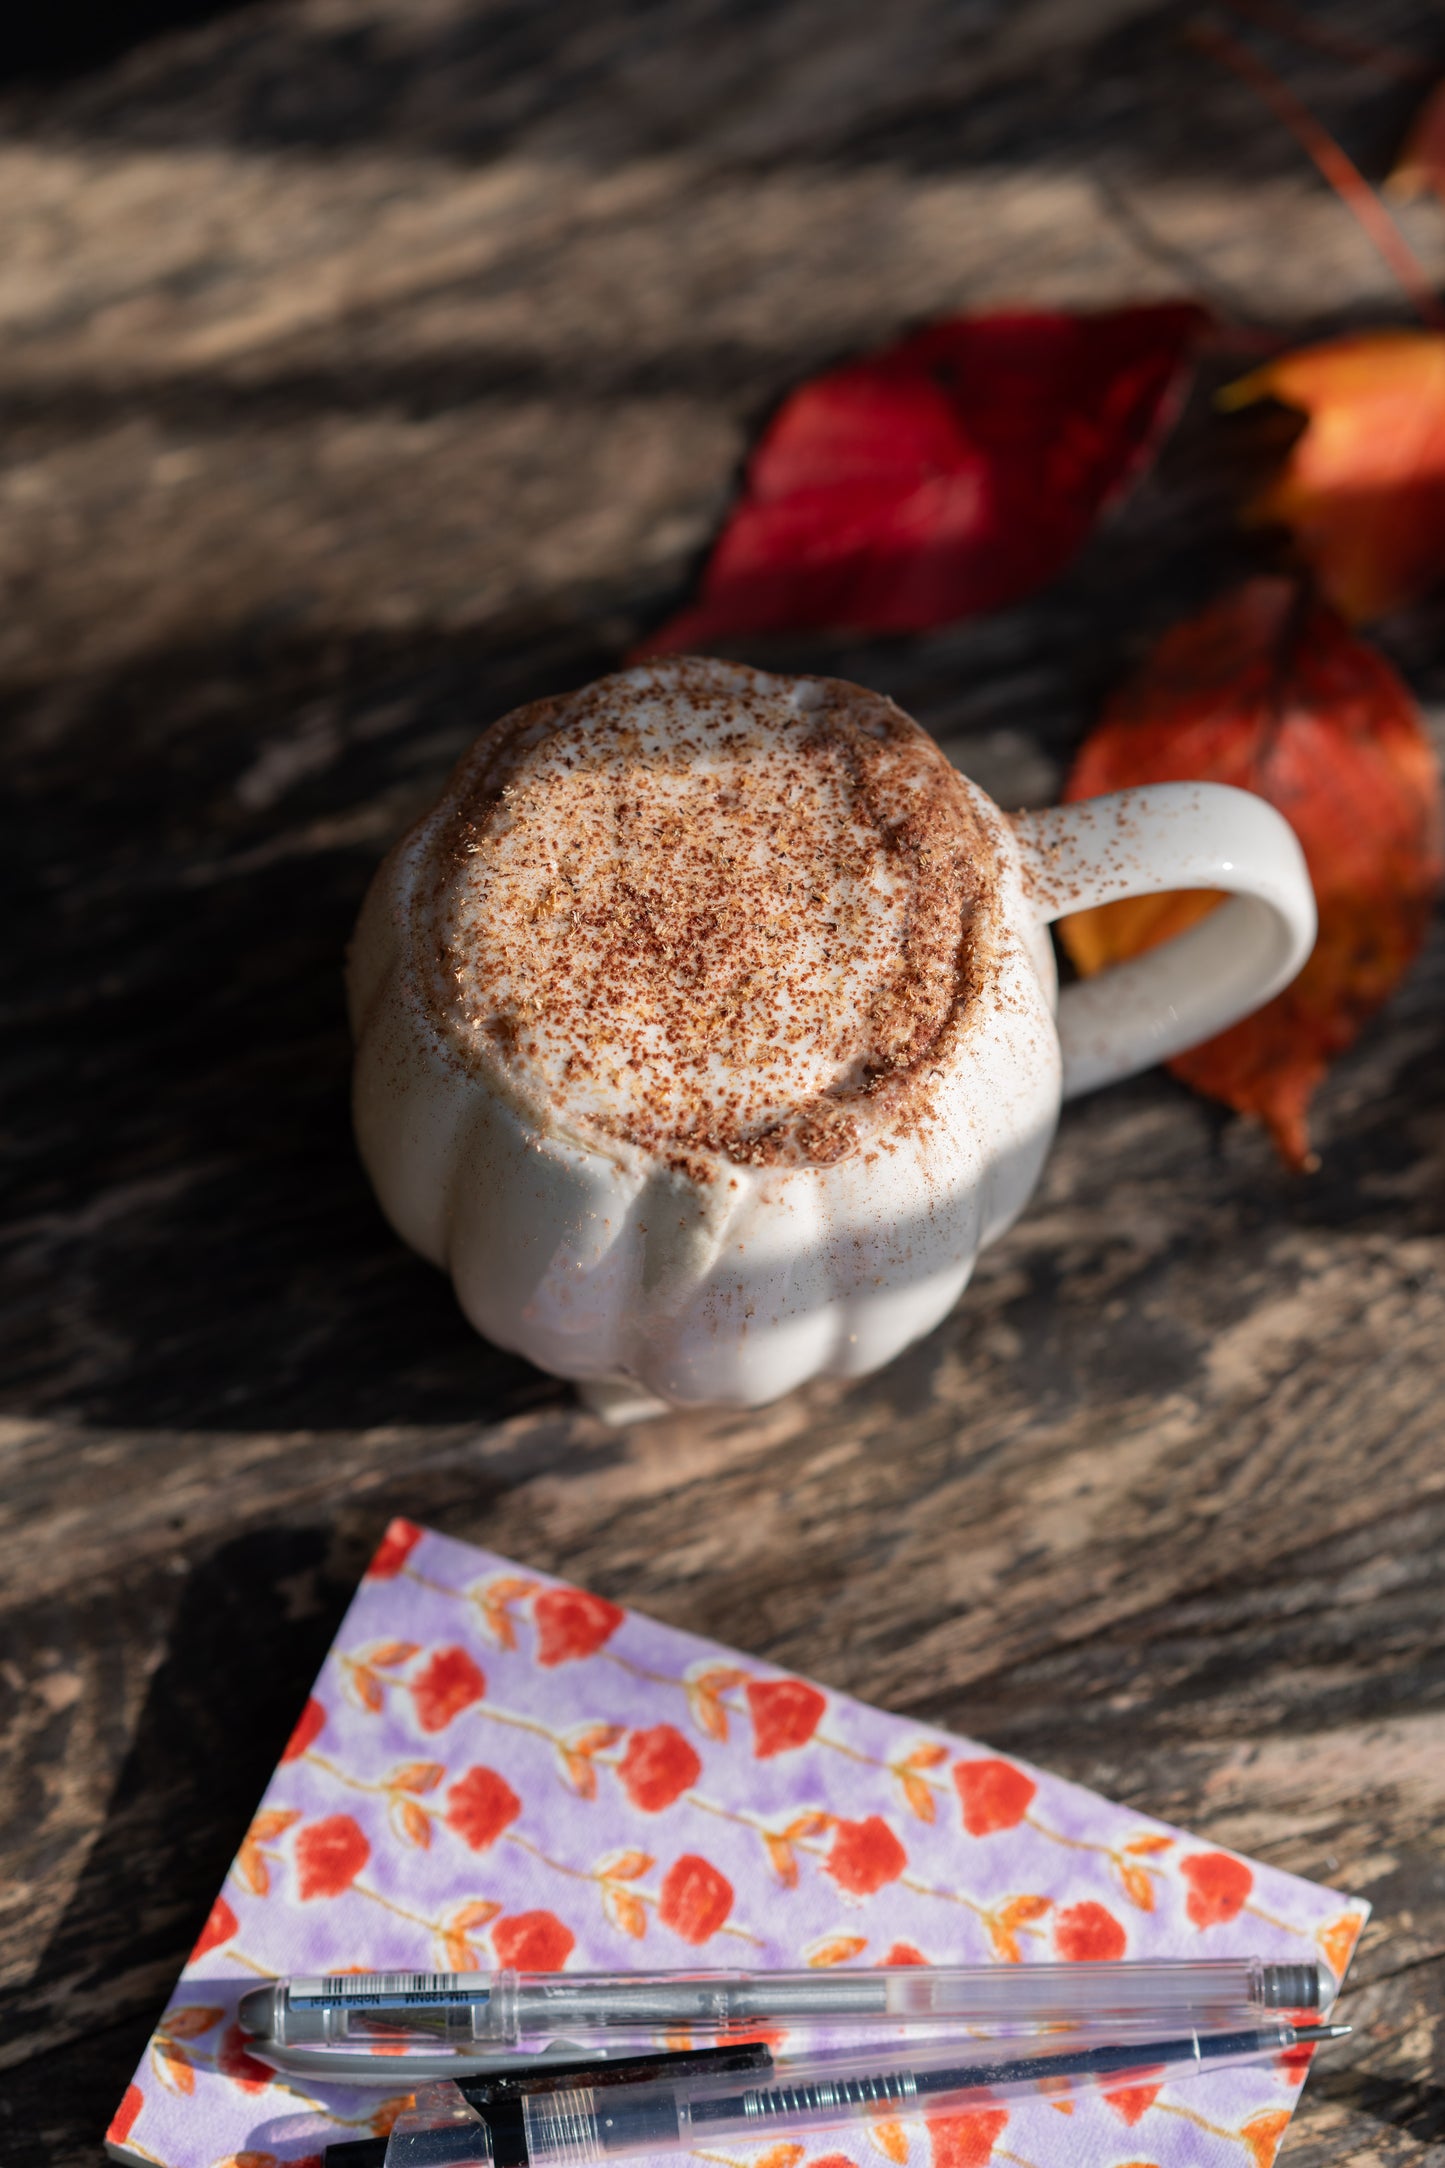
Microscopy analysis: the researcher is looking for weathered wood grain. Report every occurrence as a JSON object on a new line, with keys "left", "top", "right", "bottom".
{"left": 3, "top": 1, "right": 1444, "bottom": 2163}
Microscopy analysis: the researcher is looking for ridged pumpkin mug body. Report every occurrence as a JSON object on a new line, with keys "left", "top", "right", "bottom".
{"left": 347, "top": 660, "right": 1314, "bottom": 1414}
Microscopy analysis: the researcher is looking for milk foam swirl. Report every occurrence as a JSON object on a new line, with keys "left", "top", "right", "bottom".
{"left": 417, "top": 659, "right": 986, "bottom": 1168}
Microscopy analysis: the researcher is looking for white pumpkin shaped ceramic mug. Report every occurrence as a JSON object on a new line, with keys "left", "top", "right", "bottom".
{"left": 347, "top": 659, "right": 1314, "bottom": 1419}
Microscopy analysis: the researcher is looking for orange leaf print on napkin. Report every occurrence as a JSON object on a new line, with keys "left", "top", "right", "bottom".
{"left": 1060, "top": 578, "right": 1443, "bottom": 1168}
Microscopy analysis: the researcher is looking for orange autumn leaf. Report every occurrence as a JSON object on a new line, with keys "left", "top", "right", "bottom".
{"left": 1123, "top": 1834, "right": 1175, "bottom": 1856}
{"left": 1060, "top": 578, "right": 1444, "bottom": 1168}
{"left": 753, "top": 2148, "right": 805, "bottom": 2168}
{"left": 1241, "top": 2108, "right": 1293, "bottom": 2168}
{"left": 1220, "top": 332, "right": 1445, "bottom": 621}
{"left": 1390, "top": 78, "right": 1445, "bottom": 203}
{"left": 390, "top": 1762, "right": 445, "bottom": 1794}
{"left": 392, "top": 1797, "right": 433, "bottom": 1849}
{"left": 870, "top": 2123, "right": 910, "bottom": 2165}
{"left": 901, "top": 1744, "right": 950, "bottom": 1771}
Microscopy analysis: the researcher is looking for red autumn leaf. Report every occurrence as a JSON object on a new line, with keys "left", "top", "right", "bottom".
{"left": 1180, "top": 1851, "right": 1254, "bottom": 1928}
{"left": 1052, "top": 1900, "right": 1127, "bottom": 1962}
{"left": 533, "top": 1587, "right": 625, "bottom": 1665}
{"left": 926, "top": 2106, "right": 1010, "bottom": 2168}
{"left": 190, "top": 1894, "right": 238, "bottom": 1960}
{"left": 746, "top": 1678, "right": 828, "bottom": 1758}
{"left": 1060, "top": 578, "right": 1443, "bottom": 1168}
{"left": 1104, "top": 2085, "right": 1163, "bottom": 2127}
{"left": 368, "top": 1519, "right": 423, "bottom": 1578}
{"left": 637, "top": 304, "right": 1205, "bottom": 653}
{"left": 952, "top": 1758, "right": 1037, "bottom": 1836}
{"left": 1391, "top": 79, "right": 1445, "bottom": 205}
{"left": 1220, "top": 333, "right": 1445, "bottom": 621}
{"left": 444, "top": 1766, "right": 523, "bottom": 1852}
{"left": 295, "top": 1813, "right": 371, "bottom": 1899}
{"left": 410, "top": 1645, "right": 486, "bottom": 1732}
{"left": 809, "top": 2156, "right": 856, "bottom": 2168}
{"left": 218, "top": 2021, "right": 275, "bottom": 2093}
{"left": 108, "top": 2086, "right": 144, "bottom": 2145}
{"left": 492, "top": 1910, "right": 576, "bottom": 1970}
{"left": 879, "top": 1942, "right": 927, "bottom": 1967}
{"left": 658, "top": 1854, "right": 734, "bottom": 1945}
{"left": 280, "top": 1696, "right": 326, "bottom": 1763}
{"left": 825, "top": 1816, "right": 908, "bottom": 1897}
{"left": 618, "top": 1724, "right": 702, "bottom": 1812}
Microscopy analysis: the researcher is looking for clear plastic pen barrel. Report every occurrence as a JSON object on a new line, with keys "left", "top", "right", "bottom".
{"left": 382, "top": 2025, "right": 1333, "bottom": 2168}
{"left": 267, "top": 1958, "right": 1327, "bottom": 2052}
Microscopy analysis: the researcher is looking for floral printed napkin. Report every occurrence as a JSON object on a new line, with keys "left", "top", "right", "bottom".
{"left": 108, "top": 1521, "right": 1366, "bottom": 2168}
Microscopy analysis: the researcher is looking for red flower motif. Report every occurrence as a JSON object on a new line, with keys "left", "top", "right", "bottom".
{"left": 1052, "top": 1899, "right": 1127, "bottom": 1962}
{"left": 280, "top": 1696, "right": 326, "bottom": 1763}
{"left": 492, "top": 1910, "right": 576, "bottom": 1970}
{"left": 952, "top": 1758, "right": 1036, "bottom": 1836}
{"left": 826, "top": 1816, "right": 908, "bottom": 1897}
{"left": 926, "top": 2107, "right": 1009, "bottom": 2168}
{"left": 410, "top": 1645, "right": 486, "bottom": 1732}
{"left": 189, "top": 1894, "right": 238, "bottom": 1961}
{"left": 745, "top": 1678, "right": 827, "bottom": 1758}
{"left": 533, "top": 1587, "right": 625, "bottom": 1665}
{"left": 1181, "top": 1851, "right": 1254, "bottom": 1928}
{"left": 218, "top": 2021, "right": 274, "bottom": 2093}
{"left": 296, "top": 1813, "right": 371, "bottom": 1899}
{"left": 369, "top": 1518, "right": 423, "bottom": 1578}
{"left": 880, "top": 1942, "right": 927, "bottom": 1966}
{"left": 811, "top": 2156, "right": 859, "bottom": 2168}
{"left": 618, "top": 1724, "right": 702, "bottom": 1812}
{"left": 1104, "top": 2084, "right": 1162, "bottom": 2127}
{"left": 445, "top": 1766, "right": 523, "bottom": 1851}
{"left": 108, "top": 2086, "right": 144, "bottom": 2145}
{"left": 659, "top": 1854, "right": 735, "bottom": 1944}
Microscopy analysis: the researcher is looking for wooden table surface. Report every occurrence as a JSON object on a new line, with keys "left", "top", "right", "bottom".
{"left": 2, "top": 2, "right": 1443, "bottom": 2162}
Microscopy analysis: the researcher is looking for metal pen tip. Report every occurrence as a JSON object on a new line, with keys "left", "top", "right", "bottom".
{"left": 1297, "top": 2023, "right": 1351, "bottom": 2042}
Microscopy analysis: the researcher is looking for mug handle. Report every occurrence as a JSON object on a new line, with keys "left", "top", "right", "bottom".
{"left": 1011, "top": 782, "right": 1317, "bottom": 1102}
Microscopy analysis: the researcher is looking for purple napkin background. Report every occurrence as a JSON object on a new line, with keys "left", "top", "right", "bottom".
{"left": 107, "top": 1520, "right": 1367, "bottom": 2168}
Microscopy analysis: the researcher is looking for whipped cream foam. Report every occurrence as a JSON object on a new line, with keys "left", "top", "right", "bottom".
{"left": 417, "top": 660, "right": 988, "bottom": 1167}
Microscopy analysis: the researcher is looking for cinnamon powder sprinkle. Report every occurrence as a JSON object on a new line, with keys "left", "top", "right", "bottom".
{"left": 416, "top": 658, "right": 989, "bottom": 1170}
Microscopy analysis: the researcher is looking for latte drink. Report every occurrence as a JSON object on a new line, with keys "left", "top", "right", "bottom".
{"left": 348, "top": 657, "right": 1314, "bottom": 1414}
{"left": 418, "top": 661, "right": 989, "bottom": 1174}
